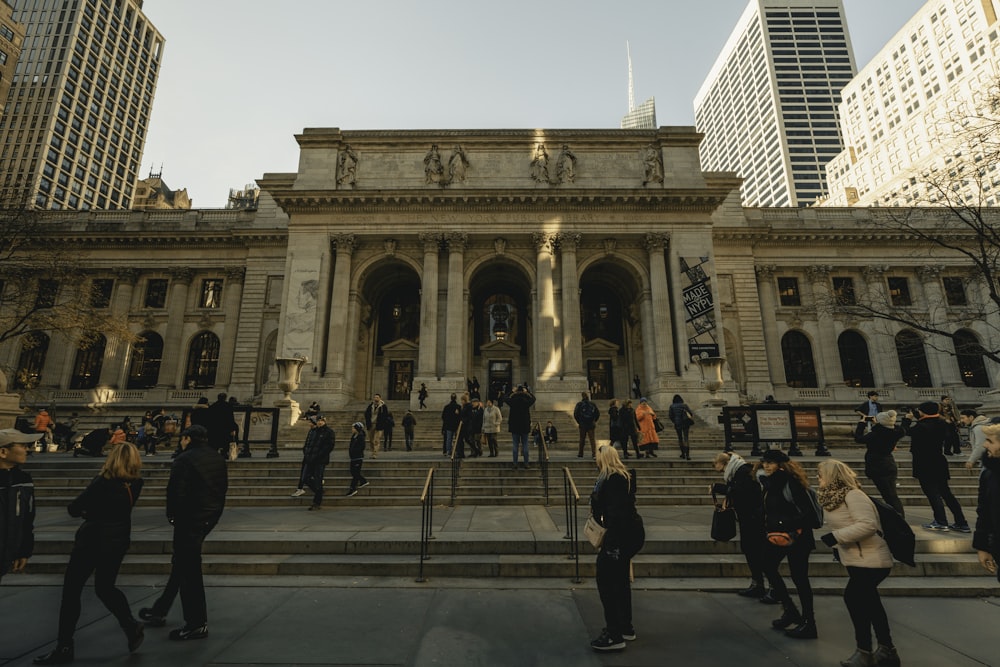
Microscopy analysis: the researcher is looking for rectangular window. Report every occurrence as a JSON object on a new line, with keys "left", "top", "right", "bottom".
{"left": 777, "top": 277, "right": 801, "bottom": 306}
{"left": 200, "top": 279, "right": 223, "bottom": 308}
{"left": 888, "top": 277, "right": 912, "bottom": 306}
{"left": 832, "top": 277, "right": 856, "bottom": 305}
{"left": 942, "top": 277, "right": 967, "bottom": 306}
{"left": 90, "top": 278, "right": 114, "bottom": 308}
{"left": 144, "top": 278, "right": 168, "bottom": 309}
{"left": 36, "top": 279, "right": 58, "bottom": 309}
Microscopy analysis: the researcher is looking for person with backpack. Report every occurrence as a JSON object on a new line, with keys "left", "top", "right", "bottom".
{"left": 758, "top": 449, "right": 820, "bottom": 639}
{"left": 815, "top": 459, "right": 900, "bottom": 667}
{"left": 574, "top": 392, "right": 600, "bottom": 458}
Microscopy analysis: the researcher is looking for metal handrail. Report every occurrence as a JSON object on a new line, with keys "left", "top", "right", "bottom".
{"left": 538, "top": 435, "right": 550, "bottom": 505}
{"left": 417, "top": 468, "right": 435, "bottom": 583}
{"left": 563, "top": 467, "right": 583, "bottom": 584}
{"left": 450, "top": 423, "right": 463, "bottom": 506}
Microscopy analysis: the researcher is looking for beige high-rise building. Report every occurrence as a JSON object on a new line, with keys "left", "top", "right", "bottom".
{"left": 0, "top": 2, "right": 25, "bottom": 111}
{"left": 823, "top": 0, "right": 1000, "bottom": 207}
{"left": 0, "top": 0, "right": 164, "bottom": 210}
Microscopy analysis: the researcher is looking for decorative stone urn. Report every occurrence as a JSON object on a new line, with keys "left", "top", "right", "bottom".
{"left": 697, "top": 356, "right": 727, "bottom": 394}
{"left": 274, "top": 356, "right": 309, "bottom": 427}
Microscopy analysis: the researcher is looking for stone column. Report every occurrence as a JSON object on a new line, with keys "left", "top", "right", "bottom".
{"left": 417, "top": 233, "right": 441, "bottom": 379}
{"left": 325, "top": 234, "right": 356, "bottom": 381}
{"left": 312, "top": 243, "right": 333, "bottom": 375}
{"left": 105, "top": 269, "right": 138, "bottom": 388}
{"left": 215, "top": 267, "right": 246, "bottom": 388}
{"left": 754, "top": 265, "right": 787, "bottom": 387}
{"left": 806, "top": 265, "right": 841, "bottom": 387}
{"left": 559, "top": 232, "right": 584, "bottom": 379}
{"left": 916, "top": 265, "right": 963, "bottom": 387}
{"left": 639, "top": 289, "right": 657, "bottom": 386}
{"left": 159, "top": 268, "right": 194, "bottom": 388}
{"left": 645, "top": 233, "right": 675, "bottom": 379}
{"left": 444, "top": 232, "right": 467, "bottom": 379}
{"left": 862, "top": 265, "right": 904, "bottom": 387}
{"left": 533, "top": 232, "right": 558, "bottom": 380}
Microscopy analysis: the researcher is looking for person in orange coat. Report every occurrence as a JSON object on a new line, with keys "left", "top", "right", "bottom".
{"left": 34, "top": 409, "right": 54, "bottom": 449}
{"left": 634, "top": 398, "right": 659, "bottom": 458}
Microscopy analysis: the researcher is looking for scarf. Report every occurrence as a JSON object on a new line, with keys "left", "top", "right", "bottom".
{"left": 817, "top": 479, "right": 851, "bottom": 511}
{"left": 723, "top": 453, "right": 746, "bottom": 482}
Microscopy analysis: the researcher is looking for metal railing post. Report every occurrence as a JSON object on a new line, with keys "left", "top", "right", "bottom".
{"left": 417, "top": 468, "right": 436, "bottom": 583}
{"left": 562, "top": 467, "right": 582, "bottom": 584}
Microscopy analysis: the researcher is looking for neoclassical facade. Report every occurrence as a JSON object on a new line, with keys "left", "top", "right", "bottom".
{"left": 3, "top": 127, "right": 998, "bottom": 419}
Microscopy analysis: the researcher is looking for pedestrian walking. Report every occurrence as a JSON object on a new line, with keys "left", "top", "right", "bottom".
{"left": 33, "top": 443, "right": 145, "bottom": 665}
{"left": 298, "top": 416, "right": 335, "bottom": 511}
{"left": 619, "top": 399, "right": 642, "bottom": 458}
{"left": 712, "top": 452, "right": 767, "bottom": 599}
{"left": 346, "top": 422, "right": 369, "bottom": 496}
{"left": 0, "top": 428, "right": 39, "bottom": 583}
{"left": 634, "top": 398, "right": 659, "bottom": 458}
{"left": 506, "top": 385, "right": 535, "bottom": 469}
{"left": 667, "top": 394, "right": 694, "bottom": 460}
{"left": 482, "top": 399, "right": 502, "bottom": 457}
{"left": 574, "top": 392, "right": 600, "bottom": 458}
{"left": 440, "top": 394, "right": 461, "bottom": 457}
{"left": 418, "top": 383, "right": 428, "bottom": 410}
{"left": 402, "top": 411, "right": 417, "bottom": 451}
{"left": 853, "top": 411, "right": 906, "bottom": 517}
{"left": 364, "top": 394, "right": 392, "bottom": 457}
{"left": 902, "top": 402, "right": 970, "bottom": 532}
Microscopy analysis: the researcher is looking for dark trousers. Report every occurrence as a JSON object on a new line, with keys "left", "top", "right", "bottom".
{"left": 918, "top": 477, "right": 967, "bottom": 525}
{"left": 738, "top": 520, "right": 767, "bottom": 584}
{"left": 624, "top": 433, "right": 641, "bottom": 457}
{"left": 843, "top": 566, "right": 892, "bottom": 651}
{"left": 151, "top": 522, "right": 215, "bottom": 628}
{"left": 870, "top": 473, "right": 904, "bottom": 518}
{"left": 349, "top": 460, "right": 367, "bottom": 491}
{"left": 674, "top": 425, "right": 690, "bottom": 447}
{"left": 304, "top": 462, "right": 326, "bottom": 506}
{"left": 296, "top": 460, "right": 309, "bottom": 489}
{"left": 578, "top": 426, "right": 596, "bottom": 457}
{"left": 485, "top": 433, "right": 498, "bottom": 457}
{"left": 595, "top": 549, "right": 633, "bottom": 641}
{"left": 943, "top": 425, "right": 961, "bottom": 455}
{"left": 404, "top": 430, "right": 414, "bottom": 451}
{"left": 57, "top": 539, "right": 134, "bottom": 644}
{"left": 762, "top": 539, "right": 814, "bottom": 621}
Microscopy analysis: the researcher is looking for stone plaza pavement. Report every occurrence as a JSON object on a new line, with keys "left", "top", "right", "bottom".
{"left": 2, "top": 501, "right": 998, "bottom": 666}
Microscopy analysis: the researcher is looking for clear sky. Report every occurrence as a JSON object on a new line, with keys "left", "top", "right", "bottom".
{"left": 139, "top": 0, "right": 927, "bottom": 207}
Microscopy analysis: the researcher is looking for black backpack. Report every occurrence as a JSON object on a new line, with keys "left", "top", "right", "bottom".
{"left": 869, "top": 495, "right": 916, "bottom": 567}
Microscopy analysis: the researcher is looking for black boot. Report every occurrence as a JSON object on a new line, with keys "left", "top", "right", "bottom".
{"left": 737, "top": 581, "right": 766, "bottom": 598}
{"left": 785, "top": 617, "right": 818, "bottom": 639}
{"left": 33, "top": 644, "right": 74, "bottom": 665}
{"left": 771, "top": 601, "right": 801, "bottom": 630}
{"left": 123, "top": 620, "right": 145, "bottom": 653}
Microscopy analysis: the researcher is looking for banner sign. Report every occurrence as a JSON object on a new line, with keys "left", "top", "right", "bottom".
{"left": 681, "top": 255, "right": 719, "bottom": 361}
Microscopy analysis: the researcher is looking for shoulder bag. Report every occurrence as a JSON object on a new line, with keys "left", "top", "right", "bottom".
{"left": 710, "top": 490, "right": 738, "bottom": 541}
{"left": 584, "top": 515, "right": 607, "bottom": 549}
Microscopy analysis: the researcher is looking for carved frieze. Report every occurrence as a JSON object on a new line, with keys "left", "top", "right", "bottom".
{"left": 337, "top": 145, "right": 358, "bottom": 188}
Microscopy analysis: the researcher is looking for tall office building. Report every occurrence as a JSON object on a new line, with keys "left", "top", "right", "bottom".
{"left": 694, "top": 0, "right": 856, "bottom": 206}
{"left": 0, "top": 2, "right": 25, "bottom": 109}
{"left": 0, "top": 0, "right": 164, "bottom": 210}
{"left": 620, "top": 42, "right": 656, "bottom": 129}
{"left": 823, "top": 0, "right": 1000, "bottom": 207}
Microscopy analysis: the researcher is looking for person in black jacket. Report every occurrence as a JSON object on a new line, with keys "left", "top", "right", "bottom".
{"left": 1, "top": 429, "right": 38, "bottom": 583}
{"left": 974, "top": 423, "right": 1000, "bottom": 582}
{"left": 506, "top": 385, "right": 536, "bottom": 469}
{"left": 138, "top": 425, "right": 228, "bottom": 641}
{"left": 34, "top": 443, "right": 145, "bottom": 665}
{"left": 299, "top": 416, "right": 335, "bottom": 511}
{"left": 712, "top": 451, "right": 766, "bottom": 599}
{"left": 854, "top": 410, "right": 906, "bottom": 517}
{"left": 589, "top": 445, "right": 644, "bottom": 652}
{"left": 205, "top": 393, "right": 237, "bottom": 459}
{"left": 759, "top": 449, "right": 819, "bottom": 639}
{"left": 619, "top": 399, "right": 642, "bottom": 459}
{"left": 902, "top": 401, "right": 970, "bottom": 532}
{"left": 346, "top": 422, "right": 369, "bottom": 496}
{"left": 607, "top": 400, "right": 627, "bottom": 458}
{"left": 667, "top": 394, "right": 694, "bottom": 460}
{"left": 440, "top": 394, "right": 461, "bottom": 457}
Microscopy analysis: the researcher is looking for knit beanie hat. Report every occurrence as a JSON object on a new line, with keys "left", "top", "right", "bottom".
{"left": 917, "top": 401, "right": 940, "bottom": 417}
{"left": 875, "top": 410, "right": 897, "bottom": 428}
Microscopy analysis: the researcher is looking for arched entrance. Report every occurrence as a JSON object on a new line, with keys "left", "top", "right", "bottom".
{"left": 468, "top": 258, "right": 533, "bottom": 402}
{"left": 579, "top": 260, "right": 644, "bottom": 401}
{"left": 357, "top": 260, "right": 421, "bottom": 402}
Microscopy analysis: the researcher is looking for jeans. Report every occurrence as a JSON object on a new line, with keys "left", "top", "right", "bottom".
{"left": 57, "top": 537, "right": 134, "bottom": 644}
{"left": 763, "top": 538, "right": 814, "bottom": 621}
{"left": 443, "top": 430, "right": 455, "bottom": 456}
{"left": 304, "top": 462, "right": 326, "bottom": 506}
{"left": 843, "top": 566, "right": 892, "bottom": 651}
{"left": 577, "top": 426, "right": 596, "bottom": 457}
{"left": 596, "top": 548, "right": 633, "bottom": 641}
{"left": 512, "top": 432, "right": 530, "bottom": 464}
{"left": 349, "top": 460, "right": 367, "bottom": 491}
{"left": 918, "top": 477, "right": 967, "bottom": 525}
{"left": 674, "top": 425, "right": 690, "bottom": 447}
{"left": 404, "top": 430, "right": 414, "bottom": 451}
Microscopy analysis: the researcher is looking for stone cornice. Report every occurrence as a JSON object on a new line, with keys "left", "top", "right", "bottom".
{"left": 293, "top": 127, "right": 702, "bottom": 149}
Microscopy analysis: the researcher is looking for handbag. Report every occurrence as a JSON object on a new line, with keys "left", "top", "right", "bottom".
{"left": 710, "top": 491, "right": 737, "bottom": 541}
{"left": 228, "top": 442, "right": 239, "bottom": 462}
{"left": 683, "top": 411, "right": 695, "bottom": 428}
{"left": 653, "top": 417, "right": 665, "bottom": 433}
{"left": 584, "top": 515, "right": 607, "bottom": 549}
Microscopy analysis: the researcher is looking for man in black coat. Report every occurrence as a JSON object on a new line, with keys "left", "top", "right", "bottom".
{"left": 506, "top": 385, "right": 535, "bottom": 469}
{"left": 299, "top": 416, "right": 335, "bottom": 510}
{"left": 902, "top": 401, "right": 969, "bottom": 532}
{"left": 440, "top": 394, "right": 461, "bottom": 457}
{"left": 139, "top": 425, "right": 228, "bottom": 641}
{"left": 206, "top": 393, "right": 237, "bottom": 459}
{"left": 0, "top": 429, "right": 39, "bottom": 582}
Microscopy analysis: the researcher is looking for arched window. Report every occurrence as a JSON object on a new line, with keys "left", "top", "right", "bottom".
{"left": 14, "top": 332, "right": 49, "bottom": 390}
{"left": 69, "top": 334, "right": 106, "bottom": 389}
{"left": 185, "top": 331, "right": 220, "bottom": 388}
{"left": 954, "top": 329, "right": 990, "bottom": 388}
{"left": 838, "top": 330, "right": 874, "bottom": 388}
{"left": 895, "top": 330, "right": 932, "bottom": 387}
{"left": 127, "top": 331, "right": 164, "bottom": 389}
{"left": 781, "top": 330, "right": 817, "bottom": 388}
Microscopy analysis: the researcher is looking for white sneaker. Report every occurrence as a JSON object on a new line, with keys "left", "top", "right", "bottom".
{"left": 290, "top": 489, "right": 306, "bottom": 497}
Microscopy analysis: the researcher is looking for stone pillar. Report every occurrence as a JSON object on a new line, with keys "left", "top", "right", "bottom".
{"left": 215, "top": 267, "right": 246, "bottom": 388}
{"left": 806, "top": 265, "right": 841, "bottom": 387}
{"left": 861, "top": 265, "right": 904, "bottom": 387}
{"left": 533, "top": 232, "right": 558, "bottom": 380}
{"left": 159, "top": 268, "right": 194, "bottom": 388}
{"left": 916, "top": 265, "right": 963, "bottom": 387}
{"left": 639, "top": 289, "right": 657, "bottom": 386}
{"left": 417, "top": 233, "right": 441, "bottom": 379}
{"left": 754, "top": 265, "right": 787, "bottom": 387}
{"left": 645, "top": 232, "right": 675, "bottom": 380}
{"left": 444, "top": 232, "right": 467, "bottom": 379}
{"left": 325, "top": 234, "right": 356, "bottom": 381}
{"left": 312, "top": 243, "right": 333, "bottom": 375}
{"left": 105, "top": 268, "right": 138, "bottom": 388}
{"left": 559, "top": 232, "right": 584, "bottom": 379}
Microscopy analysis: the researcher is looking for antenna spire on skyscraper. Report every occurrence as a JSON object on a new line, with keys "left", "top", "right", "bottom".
{"left": 627, "top": 41, "right": 636, "bottom": 112}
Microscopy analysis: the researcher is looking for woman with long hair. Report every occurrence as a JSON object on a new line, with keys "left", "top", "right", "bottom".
{"left": 34, "top": 443, "right": 145, "bottom": 665}
{"left": 816, "top": 459, "right": 899, "bottom": 667}
{"left": 712, "top": 451, "right": 766, "bottom": 598}
{"left": 758, "top": 449, "right": 819, "bottom": 639}
{"left": 589, "top": 445, "right": 645, "bottom": 652}
{"left": 667, "top": 394, "right": 693, "bottom": 460}
{"left": 634, "top": 398, "right": 659, "bottom": 458}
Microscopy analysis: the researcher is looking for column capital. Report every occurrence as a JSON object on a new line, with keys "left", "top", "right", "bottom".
{"left": 805, "top": 265, "right": 832, "bottom": 283}
{"left": 754, "top": 264, "right": 777, "bottom": 281}
{"left": 169, "top": 267, "right": 195, "bottom": 284}
{"left": 446, "top": 232, "right": 468, "bottom": 252}
{"left": 333, "top": 233, "right": 357, "bottom": 255}
{"left": 862, "top": 264, "right": 890, "bottom": 280}
{"left": 532, "top": 232, "right": 557, "bottom": 255}
{"left": 225, "top": 266, "right": 246, "bottom": 281}
{"left": 557, "top": 232, "right": 581, "bottom": 252}
{"left": 419, "top": 232, "right": 443, "bottom": 253}
{"left": 916, "top": 265, "right": 942, "bottom": 283}
{"left": 642, "top": 232, "right": 670, "bottom": 252}
{"left": 113, "top": 268, "right": 140, "bottom": 285}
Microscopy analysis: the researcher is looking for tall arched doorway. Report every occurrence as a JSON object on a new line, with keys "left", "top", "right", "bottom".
{"left": 469, "top": 258, "right": 533, "bottom": 401}
{"left": 357, "top": 260, "right": 421, "bottom": 402}
{"left": 579, "top": 260, "right": 644, "bottom": 401}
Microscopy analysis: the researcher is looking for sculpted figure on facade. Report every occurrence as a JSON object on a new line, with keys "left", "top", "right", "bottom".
{"left": 602, "top": 237, "right": 617, "bottom": 256}
{"left": 424, "top": 144, "right": 445, "bottom": 185}
{"left": 493, "top": 237, "right": 507, "bottom": 256}
{"left": 555, "top": 145, "right": 577, "bottom": 184}
{"left": 448, "top": 145, "right": 469, "bottom": 184}
{"left": 337, "top": 145, "right": 359, "bottom": 187}
{"left": 530, "top": 144, "right": 550, "bottom": 183}
{"left": 384, "top": 238, "right": 398, "bottom": 257}
{"left": 642, "top": 143, "right": 664, "bottom": 186}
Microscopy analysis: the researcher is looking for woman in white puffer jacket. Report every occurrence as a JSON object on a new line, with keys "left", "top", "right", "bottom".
{"left": 816, "top": 459, "right": 900, "bottom": 667}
